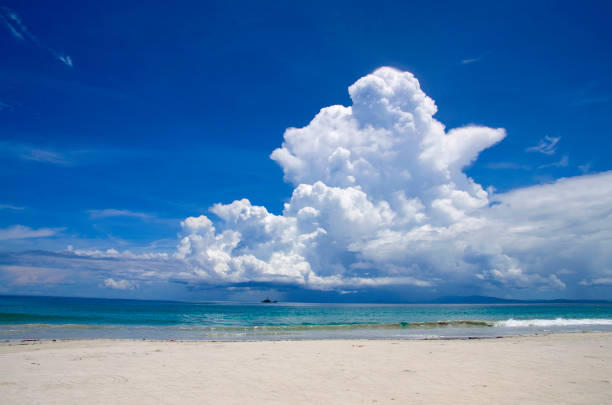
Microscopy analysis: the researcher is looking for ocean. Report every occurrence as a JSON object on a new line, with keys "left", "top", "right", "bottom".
{"left": 1, "top": 295, "right": 611, "bottom": 341}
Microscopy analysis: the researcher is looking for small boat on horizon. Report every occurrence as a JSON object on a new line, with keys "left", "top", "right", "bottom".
{"left": 261, "top": 297, "right": 278, "bottom": 303}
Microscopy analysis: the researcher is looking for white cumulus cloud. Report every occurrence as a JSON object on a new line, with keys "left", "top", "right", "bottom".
{"left": 142, "top": 66, "right": 611, "bottom": 296}
{"left": 62, "top": 68, "right": 612, "bottom": 294}
{"left": 175, "top": 67, "right": 519, "bottom": 290}
{"left": 3, "top": 67, "right": 610, "bottom": 298}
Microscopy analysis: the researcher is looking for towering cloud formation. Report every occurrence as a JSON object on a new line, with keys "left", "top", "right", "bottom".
{"left": 175, "top": 67, "right": 611, "bottom": 293}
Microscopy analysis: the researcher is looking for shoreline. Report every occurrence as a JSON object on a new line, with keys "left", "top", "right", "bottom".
{"left": 2, "top": 328, "right": 611, "bottom": 345}
{"left": 2, "top": 332, "right": 611, "bottom": 404}
{"left": 0, "top": 330, "right": 602, "bottom": 345}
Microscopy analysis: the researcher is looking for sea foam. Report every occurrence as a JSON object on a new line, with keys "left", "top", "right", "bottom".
{"left": 496, "top": 318, "right": 612, "bottom": 327}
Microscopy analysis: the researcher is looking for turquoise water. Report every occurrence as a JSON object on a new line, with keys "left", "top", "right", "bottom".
{"left": 1, "top": 295, "right": 611, "bottom": 340}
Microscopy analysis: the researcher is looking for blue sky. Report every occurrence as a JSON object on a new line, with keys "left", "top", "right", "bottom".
{"left": 1, "top": 0, "right": 611, "bottom": 301}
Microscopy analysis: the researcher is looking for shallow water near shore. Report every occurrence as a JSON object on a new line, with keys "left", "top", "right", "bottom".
{"left": 1, "top": 295, "right": 611, "bottom": 340}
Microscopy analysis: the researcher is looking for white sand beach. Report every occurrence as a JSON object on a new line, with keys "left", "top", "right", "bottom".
{"left": 1, "top": 333, "right": 611, "bottom": 405}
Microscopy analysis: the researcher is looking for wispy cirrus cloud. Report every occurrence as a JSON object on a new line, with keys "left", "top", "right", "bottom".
{"left": 0, "top": 6, "right": 73, "bottom": 67}
{"left": 0, "top": 225, "right": 64, "bottom": 241}
{"left": 0, "top": 100, "right": 16, "bottom": 112}
{"left": 538, "top": 155, "right": 569, "bottom": 169}
{"left": 86, "top": 209, "right": 152, "bottom": 220}
{"left": 0, "top": 7, "right": 26, "bottom": 40}
{"left": 526, "top": 135, "right": 561, "bottom": 155}
{"left": 1, "top": 142, "right": 73, "bottom": 165}
{"left": 485, "top": 162, "right": 531, "bottom": 170}
{"left": 0, "top": 265, "right": 72, "bottom": 286}
{"left": 486, "top": 156, "right": 569, "bottom": 171}
{"left": 572, "top": 95, "right": 609, "bottom": 107}
{"left": 57, "top": 55, "right": 73, "bottom": 67}
{"left": 20, "top": 148, "right": 72, "bottom": 165}
{"left": 461, "top": 57, "right": 482, "bottom": 65}
{"left": 460, "top": 53, "right": 487, "bottom": 65}
{"left": 578, "top": 162, "right": 593, "bottom": 174}
{"left": 0, "top": 204, "right": 24, "bottom": 211}
{"left": 0, "top": 142, "right": 129, "bottom": 166}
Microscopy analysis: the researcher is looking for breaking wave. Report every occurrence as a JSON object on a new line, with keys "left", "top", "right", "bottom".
{"left": 2, "top": 318, "right": 612, "bottom": 336}
{"left": 495, "top": 318, "right": 612, "bottom": 328}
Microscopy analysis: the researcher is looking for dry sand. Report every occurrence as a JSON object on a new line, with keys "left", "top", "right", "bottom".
{"left": 1, "top": 333, "right": 611, "bottom": 404}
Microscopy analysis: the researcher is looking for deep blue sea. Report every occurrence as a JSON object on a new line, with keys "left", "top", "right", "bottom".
{"left": 1, "top": 295, "right": 611, "bottom": 341}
